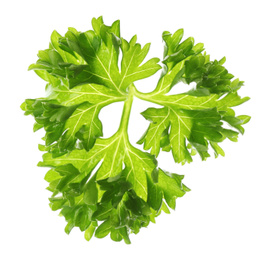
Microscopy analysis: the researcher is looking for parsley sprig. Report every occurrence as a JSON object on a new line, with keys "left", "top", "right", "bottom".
{"left": 21, "top": 17, "right": 250, "bottom": 243}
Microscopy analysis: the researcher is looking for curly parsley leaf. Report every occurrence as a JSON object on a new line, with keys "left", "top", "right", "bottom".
{"left": 21, "top": 17, "right": 250, "bottom": 244}
{"left": 54, "top": 17, "right": 161, "bottom": 92}
{"left": 136, "top": 28, "right": 250, "bottom": 164}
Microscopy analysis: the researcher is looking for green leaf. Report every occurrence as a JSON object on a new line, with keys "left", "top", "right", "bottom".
{"left": 84, "top": 221, "right": 97, "bottom": 241}
{"left": 139, "top": 105, "right": 233, "bottom": 163}
{"left": 39, "top": 132, "right": 156, "bottom": 201}
{"left": 147, "top": 171, "right": 163, "bottom": 211}
{"left": 83, "top": 175, "right": 98, "bottom": 205}
{"left": 137, "top": 39, "right": 250, "bottom": 164}
{"left": 53, "top": 18, "right": 160, "bottom": 93}
{"left": 119, "top": 36, "right": 161, "bottom": 92}
{"left": 22, "top": 81, "right": 126, "bottom": 154}
{"left": 95, "top": 218, "right": 112, "bottom": 238}
{"left": 156, "top": 169, "right": 187, "bottom": 209}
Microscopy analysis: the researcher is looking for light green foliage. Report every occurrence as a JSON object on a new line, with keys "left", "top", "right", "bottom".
{"left": 21, "top": 17, "right": 250, "bottom": 244}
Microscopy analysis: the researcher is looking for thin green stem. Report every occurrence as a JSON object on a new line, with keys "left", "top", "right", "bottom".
{"left": 133, "top": 87, "right": 152, "bottom": 101}
{"left": 132, "top": 85, "right": 165, "bottom": 107}
{"left": 117, "top": 85, "right": 135, "bottom": 136}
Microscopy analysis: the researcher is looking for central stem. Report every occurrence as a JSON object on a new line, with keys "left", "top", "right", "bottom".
{"left": 118, "top": 85, "right": 135, "bottom": 136}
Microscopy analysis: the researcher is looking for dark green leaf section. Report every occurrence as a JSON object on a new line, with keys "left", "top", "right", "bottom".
{"left": 183, "top": 56, "right": 243, "bottom": 94}
{"left": 21, "top": 83, "right": 125, "bottom": 156}
{"left": 138, "top": 28, "right": 250, "bottom": 164}
{"left": 42, "top": 148, "right": 189, "bottom": 244}
{"left": 153, "top": 28, "right": 244, "bottom": 95}
{"left": 162, "top": 29, "right": 204, "bottom": 71}
{"left": 21, "top": 99, "right": 77, "bottom": 156}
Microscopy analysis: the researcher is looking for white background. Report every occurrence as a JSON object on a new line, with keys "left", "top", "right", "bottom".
{"left": 1, "top": 0, "right": 272, "bottom": 259}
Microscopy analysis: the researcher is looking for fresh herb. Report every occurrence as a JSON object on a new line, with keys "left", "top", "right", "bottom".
{"left": 21, "top": 17, "right": 250, "bottom": 244}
